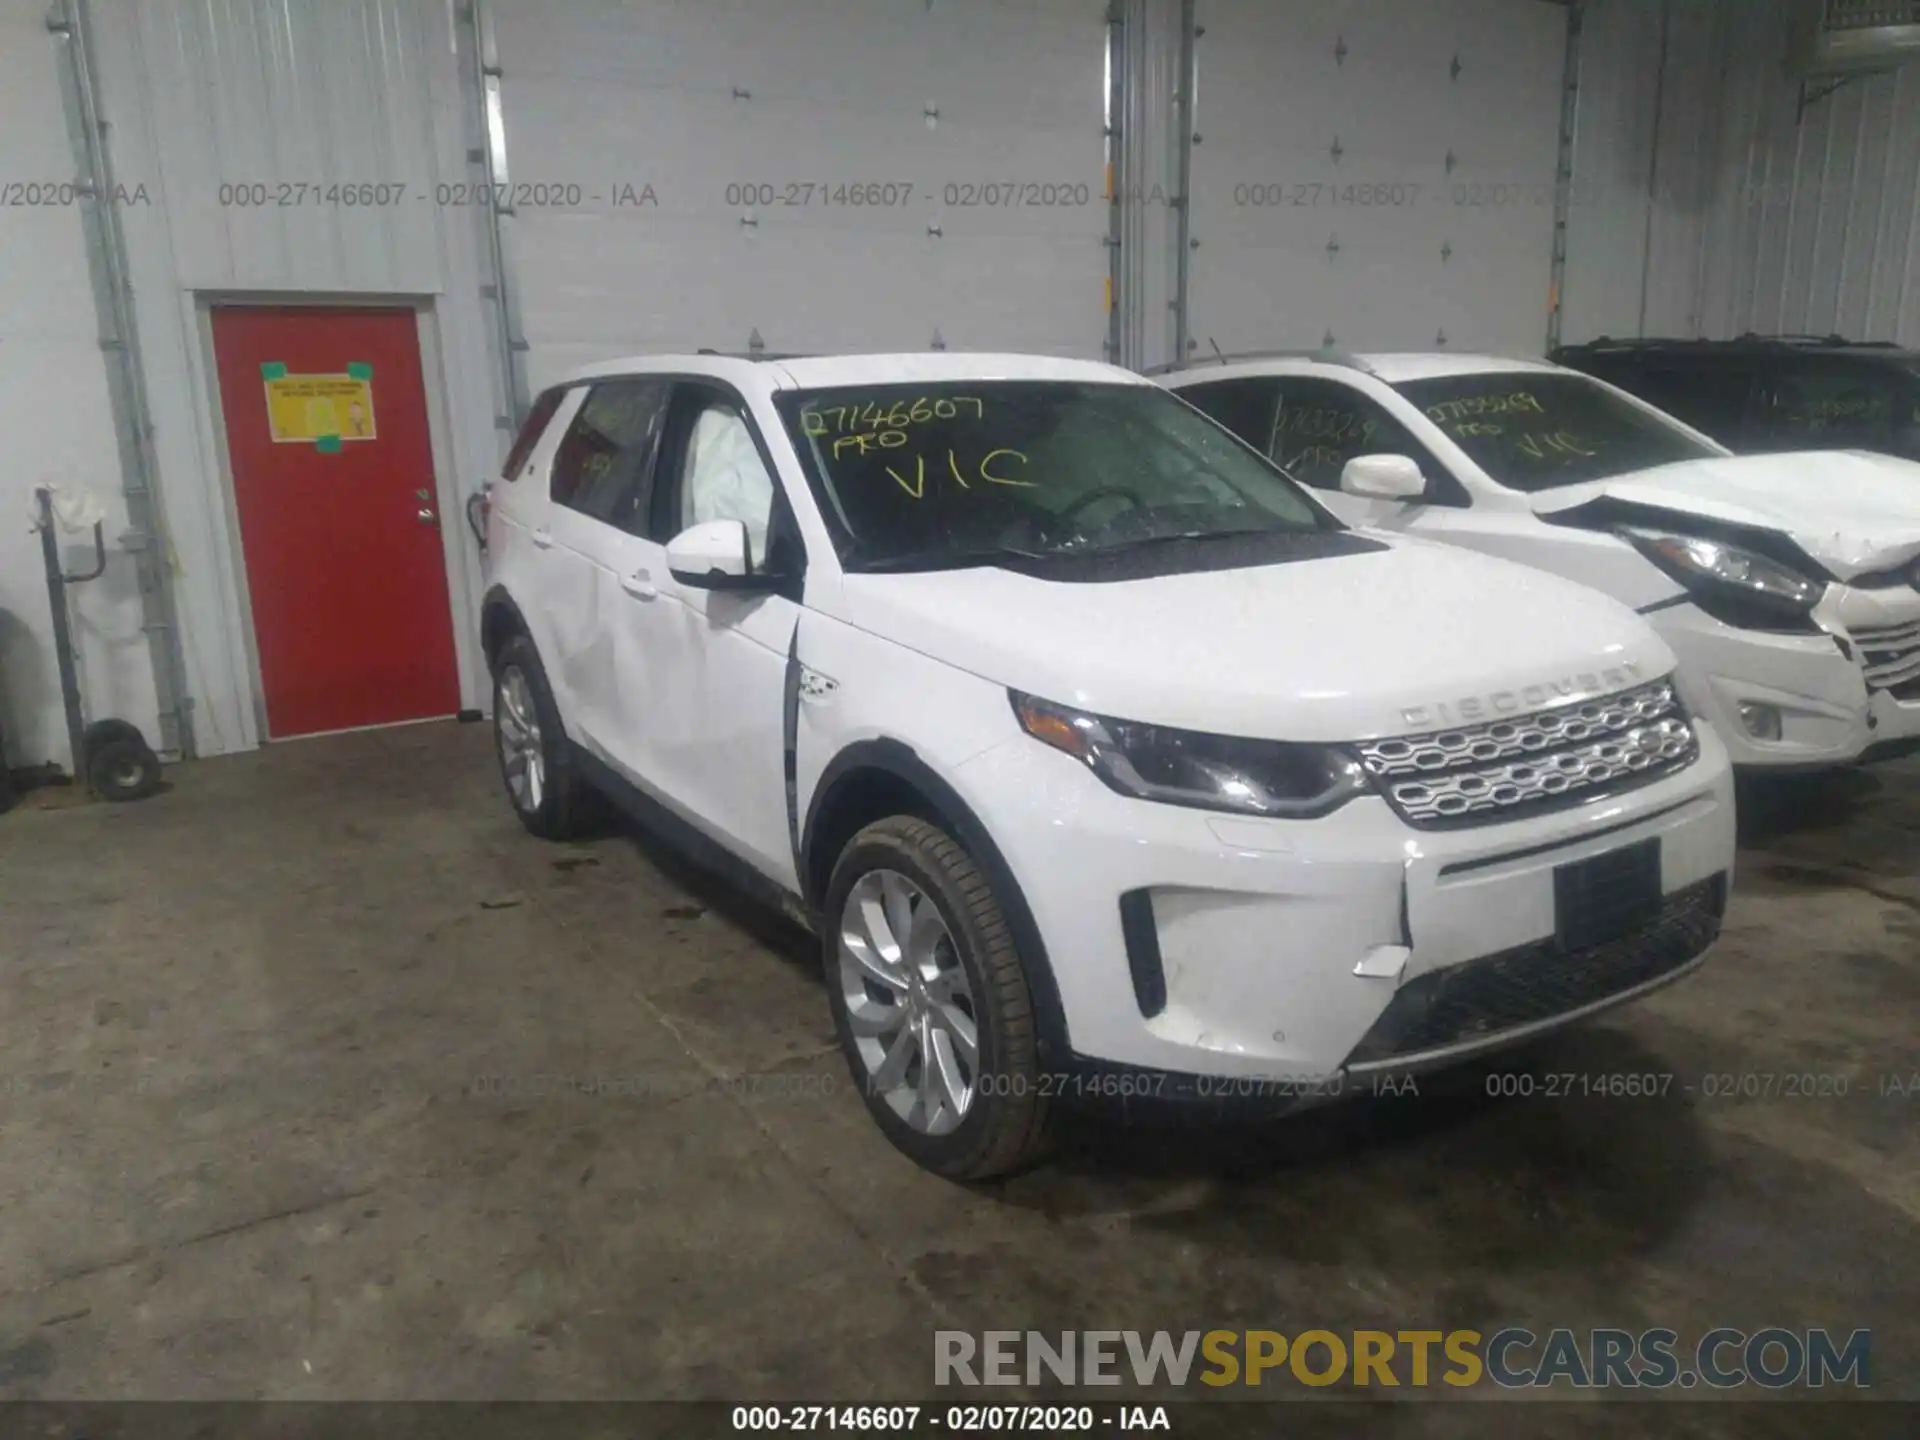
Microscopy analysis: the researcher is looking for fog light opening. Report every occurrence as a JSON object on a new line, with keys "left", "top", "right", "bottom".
{"left": 1738, "top": 701, "right": 1784, "bottom": 742}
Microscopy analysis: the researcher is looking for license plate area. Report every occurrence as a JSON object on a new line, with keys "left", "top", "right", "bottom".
{"left": 1554, "top": 839, "right": 1663, "bottom": 951}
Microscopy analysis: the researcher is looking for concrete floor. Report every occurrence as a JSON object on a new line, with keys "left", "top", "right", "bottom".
{"left": 0, "top": 722, "right": 1915, "bottom": 1431}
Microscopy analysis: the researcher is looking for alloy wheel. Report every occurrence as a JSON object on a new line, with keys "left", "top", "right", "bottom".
{"left": 496, "top": 664, "right": 545, "bottom": 814}
{"left": 837, "top": 868, "right": 980, "bottom": 1135}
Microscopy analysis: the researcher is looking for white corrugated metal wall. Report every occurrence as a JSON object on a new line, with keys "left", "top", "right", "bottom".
{"left": 91, "top": 0, "right": 508, "bottom": 757}
{"left": 4, "top": 0, "right": 1918, "bottom": 771}
{"left": 1562, "top": 0, "right": 1920, "bottom": 345}
{"left": 1699, "top": 0, "right": 1920, "bottom": 342}
{"left": 1559, "top": 0, "right": 1726, "bottom": 341}
{"left": 0, "top": 0, "right": 160, "bottom": 775}
{"left": 8, "top": 0, "right": 509, "bottom": 760}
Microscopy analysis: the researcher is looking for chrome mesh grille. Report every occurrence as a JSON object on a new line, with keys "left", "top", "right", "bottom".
{"left": 1853, "top": 617, "right": 1920, "bottom": 694}
{"left": 1357, "top": 679, "right": 1698, "bottom": 830}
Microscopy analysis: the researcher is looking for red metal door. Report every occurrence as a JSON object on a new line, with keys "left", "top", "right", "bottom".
{"left": 211, "top": 306, "right": 461, "bottom": 738}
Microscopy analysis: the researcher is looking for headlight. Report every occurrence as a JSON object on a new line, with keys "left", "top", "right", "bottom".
{"left": 1619, "top": 526, "right": 1824, "bottom": 632}
{"left": 1012, "top": 692, "right": 1370, "bottom": 818}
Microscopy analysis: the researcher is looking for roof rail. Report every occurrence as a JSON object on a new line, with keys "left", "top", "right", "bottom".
{"left": 694, "top": 348, "right": 814, "bottom": 361}
{"left": 1561, "top": 332, "right": 1911, "bottom": 352}
{"left": 1143, "top": 346, "right": 1379, "bottom": 378}
{"left": 1557, "top": 335, "right": 1704, "bottom": 350}
{"left": 1734, "top": 332, "right": 1909, "bottom": 349}
{"left": 1734, "top": 331, "right": 1853, "bottom": 346}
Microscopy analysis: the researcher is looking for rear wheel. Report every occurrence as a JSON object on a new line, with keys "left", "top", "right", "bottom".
{"left": 493, "top": 633, "right": 598, "bottom": 839}
{"left": 823, "top": 816, "right": 1054, "bottom": 1180}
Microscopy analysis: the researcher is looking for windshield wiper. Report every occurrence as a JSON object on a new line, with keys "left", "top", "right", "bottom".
{"left": 849, "top": 544, "right": 1063, "bottom": 574}
{"left": 1073, "top": 527, "right": 1282, "bottom": 553}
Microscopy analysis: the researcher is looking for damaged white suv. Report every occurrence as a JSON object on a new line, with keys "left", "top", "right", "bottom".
{"left": 481, "top": 352, "right": 1734, "bottom": 1178}
{"left": 1161, "top": 351, "right": 1920, "bottom": 770}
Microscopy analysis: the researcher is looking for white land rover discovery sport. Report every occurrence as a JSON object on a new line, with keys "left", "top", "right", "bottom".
{"left": 480, "top": 352, "right": 1735, "bottom": 1178}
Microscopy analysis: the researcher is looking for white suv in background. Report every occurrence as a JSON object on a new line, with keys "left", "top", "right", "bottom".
{"left": 1160, "top": 351, "right": 1920, "bottom": 770}
{"left": 480, "top": 352, "right": 1735, "bottom": 1178}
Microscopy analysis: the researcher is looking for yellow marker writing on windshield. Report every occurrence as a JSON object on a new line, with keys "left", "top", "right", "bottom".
{"left": 879, "top": 448, "right": 1035, "bottom": 498}
{"left": 981, "top": 449, "right": 1033, "bottom": 486}
{"left": 885, "top": 456, "right": 927, "bottom": 499}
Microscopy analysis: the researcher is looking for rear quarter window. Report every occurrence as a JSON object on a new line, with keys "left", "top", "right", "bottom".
{"left": 500, "top": 387, "right": 567, "bottom": 482}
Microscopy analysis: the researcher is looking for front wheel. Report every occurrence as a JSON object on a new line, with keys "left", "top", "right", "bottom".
{"left": 823, "top": 816, "right": 1054, "bottom": 1180}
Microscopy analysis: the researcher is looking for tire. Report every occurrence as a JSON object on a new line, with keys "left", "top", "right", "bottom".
{"left": 87, "top": 734, "right": 162, "bottom": 802}
{"left": 492, "top": 633, "right": 599, "bottom": 840}
{"left": 823, "top": 815, "right": 1054, "bottom": 1180}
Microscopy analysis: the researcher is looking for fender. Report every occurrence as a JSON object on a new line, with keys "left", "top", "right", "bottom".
{"left": 1537, "top": 495, "right": 1837, "bottom": 582}
{"left": 801, "top": 738, "right": 1071, "bottom": 1064}
{"left": 480, "top": 584, "right": 529, "bottom": 670}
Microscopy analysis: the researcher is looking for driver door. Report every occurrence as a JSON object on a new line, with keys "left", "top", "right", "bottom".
{"left": 626, "top": 383, "right": 803, "bottom": 889}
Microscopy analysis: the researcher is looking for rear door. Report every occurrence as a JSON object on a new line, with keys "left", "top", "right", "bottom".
{"left": 540, "top": 379, "right": 673, "bottom": 759}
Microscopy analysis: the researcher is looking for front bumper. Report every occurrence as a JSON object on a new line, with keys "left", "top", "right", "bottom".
{"left": 957, "top": 722, "right": 1735, "bottom": 1085}
{"left": 1651, "top": 591, "right": 1920, "bottom": 769}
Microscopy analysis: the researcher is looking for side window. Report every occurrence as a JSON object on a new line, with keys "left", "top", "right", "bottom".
{"left": 1622, "top": 364, "right": 1756, "bottom": 440}
{"left": 549, "top": 379, "right": 671, "bottom": 529}
{"left": 1765, "top": 365, "right": 1898, "bottom": 449}
{"left": 1268, "top": 378, "right": 1459, "bottom": 501}
{"left": 1176, "top": 378, "right": 1282, "bottom": 455}
{"left": 500, "top": 386, "right": 565, "bottom": 481}
{"left": 648, "top": 386, "right": 788, "bottom": 572}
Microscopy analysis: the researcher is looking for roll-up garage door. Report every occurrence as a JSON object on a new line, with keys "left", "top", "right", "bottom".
{"left": 490, "top": 0, "right": 1114, "bottom": 387}
{"left": 1186, "top": 0, "right": 1568, "bottom": 358}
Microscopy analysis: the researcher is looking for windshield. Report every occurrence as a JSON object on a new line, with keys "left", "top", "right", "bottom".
{"left": 774, "top": 381, "right": 1335, "bottom": 571}
{"left": 1395, "top": 372, "right": 1722, "bottom": 492}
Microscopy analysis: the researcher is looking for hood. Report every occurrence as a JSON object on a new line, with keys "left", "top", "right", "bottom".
{"left": 837, "top": 540, "right": 1673, "bottom": 743}
{"left": 1527, "top": 450, "right": 1920, "bottom": 581}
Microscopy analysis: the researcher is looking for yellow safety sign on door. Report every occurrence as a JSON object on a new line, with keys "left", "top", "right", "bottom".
{"left": 261, "top": 363, "right": 377, "bottom": 448}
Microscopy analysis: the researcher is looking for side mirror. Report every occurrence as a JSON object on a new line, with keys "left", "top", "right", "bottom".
{"left": 1341, "top": 453, "right": 1428, "bottom": 503}
{"left": 666, "top": 518, "right": 763, "bottom": 590}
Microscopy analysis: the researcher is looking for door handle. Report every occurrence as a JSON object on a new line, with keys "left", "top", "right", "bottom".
{"left": 417, "top": 507, "right": 440, "bottom": 528}
{"left": 621, "top": 570, "right": 658, "bottom": 601}
{"left": 530, "top": 528, "right": 555, "bottom": 550}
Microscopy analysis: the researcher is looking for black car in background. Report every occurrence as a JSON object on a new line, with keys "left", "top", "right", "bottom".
{"left": 1551, "top": 335, "right": 1920, "bottom": 462}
